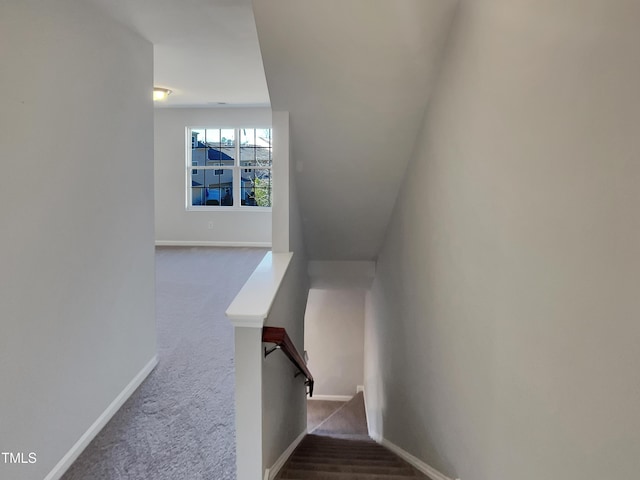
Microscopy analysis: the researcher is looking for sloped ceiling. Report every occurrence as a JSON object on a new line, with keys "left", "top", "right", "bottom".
{"left": 253, "top": 0, "right": 458, "bottom": 260}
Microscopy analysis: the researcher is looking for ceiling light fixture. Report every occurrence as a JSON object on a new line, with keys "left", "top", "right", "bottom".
{"left": 153, "top": 87, "right": 172, "bottom": 101}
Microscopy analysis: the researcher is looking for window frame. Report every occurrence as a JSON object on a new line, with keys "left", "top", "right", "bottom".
{"left": 185, "top": 127, "right": 273, "bottom": 211}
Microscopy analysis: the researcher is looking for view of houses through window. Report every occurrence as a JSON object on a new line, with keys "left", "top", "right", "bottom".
{"left": 188, "top": 127, "right": 272, "bottom": 208}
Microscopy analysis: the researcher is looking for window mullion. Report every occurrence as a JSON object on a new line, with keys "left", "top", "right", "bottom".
{"left": 186, "top": 128, "right": 192, "bottom": 208}
{"left": 234, "top": 128, "right": 240, "bottom": 208}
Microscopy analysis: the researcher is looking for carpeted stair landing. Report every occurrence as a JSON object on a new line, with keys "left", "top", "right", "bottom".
{"left": 277, "top": 393, "right": 428, "bottom": 479}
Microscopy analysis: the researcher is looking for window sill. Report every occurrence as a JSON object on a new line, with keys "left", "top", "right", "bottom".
{"left": 186, "top": 206, "right": 272, "bottom": 212}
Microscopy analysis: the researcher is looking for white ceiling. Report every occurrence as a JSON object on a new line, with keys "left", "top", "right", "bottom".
{"left": 89, "top": 0, "right": 269, "bottom": 107}
{"left": 254, "top": 0, "right": 458, "bottom": 260}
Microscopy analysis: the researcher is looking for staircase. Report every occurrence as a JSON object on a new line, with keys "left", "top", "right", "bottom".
{"left": 276, "top": 393, "right": 429, "bottom": 479}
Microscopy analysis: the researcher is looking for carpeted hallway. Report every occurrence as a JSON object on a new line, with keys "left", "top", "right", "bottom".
{"left": 62, "top": 246, "right": 267, "bottom": 480}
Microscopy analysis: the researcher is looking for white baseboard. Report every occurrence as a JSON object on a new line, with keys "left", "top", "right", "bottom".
{"left": 378, "top": 437, "right": 458, "bottom": 480}
{"left": 356, "top": 385, "right": 364, "bottom": 393}
{"left": 44, "top": 355, "right": 159, "bottom": 480}
{"left": 156, "top": 240, "right": 271, "bottom": 248}
{"left": 263, "top": 428, "right": 307, "bottom": 480}
{"left": 308, "top": 394, "right": 352, "bottom": 402}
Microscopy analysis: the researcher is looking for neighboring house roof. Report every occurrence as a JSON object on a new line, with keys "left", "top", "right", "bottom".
{"left": 208, "top": 148, "right": 234, "bottom": 161}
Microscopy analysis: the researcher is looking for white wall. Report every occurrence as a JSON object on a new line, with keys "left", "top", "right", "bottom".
{"left": 0, "top": 2, "right": 156, "bottom": 479}
{"left": 226, "top": 111, "right": 310, "bottom": 480}
{"left": 226, "top": 252, "right": 294, "bottom": 480}
{"left": 308, "top": 261, "right": 376, "bottom": 290}
{"left": 154, "top": 107, "right": 272, "bottom": 246}
{"left": 271, "top": 110, "right": 292, "bottom": 254}
{"left": 262, "top": 111, "right": 310, "bottom": 473}
{"left": 252, "top": 0, "right": 458, "bottom": 261}
{"left": 261, "top": 253, "right": 309, "bottom": 473}
{"left": 365, "top": 1, "right": 640, "bottom": 479}
{"left": 305, "top": 289, "right": 364, "bottom": 397}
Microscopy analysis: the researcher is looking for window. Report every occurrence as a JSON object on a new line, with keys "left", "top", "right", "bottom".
{"left": 187, "top": 128, "right": 272, "bottom": 209}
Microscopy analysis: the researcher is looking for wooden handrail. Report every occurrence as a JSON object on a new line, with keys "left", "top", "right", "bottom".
{"left": 262, "top": 327, "right": 314, "bottom": 397}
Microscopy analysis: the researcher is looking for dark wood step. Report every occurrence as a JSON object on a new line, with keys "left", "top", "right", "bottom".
{"left": 285, "top": 460, "right": 416, "bottom": 475}
{"left": 289, "top": 454, "right": 405, "bottom": 467}
{"left": 279, "top": 469, "right": 422, "bottom": 479}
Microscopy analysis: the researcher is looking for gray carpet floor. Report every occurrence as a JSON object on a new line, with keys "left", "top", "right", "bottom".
{"left": 62, "top": 246, "right": 268, "bottom": 480}
{"left": 311, "top": 392, "right": 369, "bottom": 438}
{"left": 306, "top": 400, "right": 346, "bottom": 432}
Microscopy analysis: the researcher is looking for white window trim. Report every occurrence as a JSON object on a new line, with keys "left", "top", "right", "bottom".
{"left": 185, "top": 127, "right": 272, "bottom": 212}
